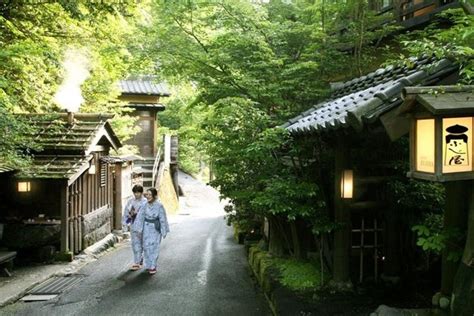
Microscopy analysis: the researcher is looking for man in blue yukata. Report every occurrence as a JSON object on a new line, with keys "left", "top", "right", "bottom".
{"left": 135, "top": 188, "right": 170, "bottom": 275}
{"left": 122, "top": 184, "right": 147, "bottom": 271}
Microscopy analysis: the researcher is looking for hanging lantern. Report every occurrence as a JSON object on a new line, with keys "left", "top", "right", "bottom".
{"left": 341, "top": 169, "right": 354, "bottom": 199}
{"left": 400, "top": 86, "right": 474, "bottom": 182}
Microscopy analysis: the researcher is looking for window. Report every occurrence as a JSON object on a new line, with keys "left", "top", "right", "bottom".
{"left": 100, "top": 162, "right": 107, "bottom": 187}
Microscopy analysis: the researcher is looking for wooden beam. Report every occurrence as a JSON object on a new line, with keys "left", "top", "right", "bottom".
{"left": 452, "top": 182, "right": 474, "bottom": 315}
{"left": 441, "top": 182, "right": 469, "bottom": 295}
{"left": 60, "top": 183, "right": 69, "bottom": 253}
{"left": 333, "top": 135, "right": 352, "bottom": 283}
{"left": 113, "top": 163, "right": 123, "bottom": 230}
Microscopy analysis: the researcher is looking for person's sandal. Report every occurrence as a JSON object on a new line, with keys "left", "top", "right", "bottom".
{"left": 148, "top": 268, "right": 157, "bottom": 275}
{"left": 130, "top": 264, "right": 140, "bottom": 271}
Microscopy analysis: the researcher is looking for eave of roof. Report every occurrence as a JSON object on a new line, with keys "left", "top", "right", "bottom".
{"left": 0, "top": 165, "right": 15, "bottom": 173}
{"left": 126, "top": 103, "right": 166, "bottom": 111}
{"left": 15, "top": 154, "right": 93, "bottom": 185}
{"left": 119, "top": 79, "right": 170, "bottom": 96}
{"left": 284, "top": 56, "right": 458, "bottom": 135}
{"left": 399, "top": 85, "right": 474, "bottom": 115}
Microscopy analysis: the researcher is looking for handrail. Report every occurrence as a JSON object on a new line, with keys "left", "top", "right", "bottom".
{"left": 151, "top": 146, "right": 162, "bottom": 188}
{"left": 155, "top": 160, "right": 166, "bottom": 191}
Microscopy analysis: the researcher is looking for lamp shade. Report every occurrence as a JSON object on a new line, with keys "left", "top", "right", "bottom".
{"left": 17, "top": 181, "right": 31, "bottom": 192}
{"left": 341, "top": 169, "right": 353, "bottom": 199}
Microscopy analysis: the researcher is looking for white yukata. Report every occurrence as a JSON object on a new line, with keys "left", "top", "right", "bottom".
{"left": 122, "top": 196, "right": 147, "bottom": 265}
{"left": 135, "top": 200, "right": 170, "bottom": 270}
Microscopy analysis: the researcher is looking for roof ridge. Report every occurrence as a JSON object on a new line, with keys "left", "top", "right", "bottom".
{"left": 330, "top": 55, "right": 435, "bottom": 97}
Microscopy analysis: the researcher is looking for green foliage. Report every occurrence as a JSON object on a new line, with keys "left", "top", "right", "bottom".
{"left": 0, "top": 1, "right": 149, "bottom": 164}
{"left": 141, "top": 0, "right": 398, "bottom": 244}
{"left": 412, "top": 213, "right": 464, "bottom": 262}
{"left": 274, "top": 257, "right": 323, "bottom": 291}
{"left": 398, "top": 8, "right": 474, "bottom": 83}
{"left": 250, "top": 245, "right": 323, "bottom": 291}
{"left": 0, "top": 109, "right": 39, "bottom": 167}
{"left": 224, "top": 204, "right": 261, "bottom": 234}
{"left": 142, "top": 1, "right": 470, "bottom": 264}
{"left": 157, "top": 83, "right": 208, "bottom": 175}
{"left": 388, "top": 179, "right": 445, "bottom": 215}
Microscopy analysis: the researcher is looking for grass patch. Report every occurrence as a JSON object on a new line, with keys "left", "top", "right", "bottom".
{"left": 274, "top": 258, "right": 322, "bottom": 291}
{"left": 249, "top": 246, "right": 323, "bottom": 292}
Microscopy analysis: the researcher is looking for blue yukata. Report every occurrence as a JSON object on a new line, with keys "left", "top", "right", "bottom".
{"left": 122, "top": 196, "right": 147, "bottom": 264}
{"left": 135, "top": 200, "right": 170, "bottom": 270}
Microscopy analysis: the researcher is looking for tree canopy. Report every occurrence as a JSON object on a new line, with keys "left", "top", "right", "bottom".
{"left": 0, "top": 0, "right": 148, "bottom": 165}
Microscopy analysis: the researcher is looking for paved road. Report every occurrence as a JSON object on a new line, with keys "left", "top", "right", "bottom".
{"left": 2, "top": 173, "right": 270, "bottom": 316}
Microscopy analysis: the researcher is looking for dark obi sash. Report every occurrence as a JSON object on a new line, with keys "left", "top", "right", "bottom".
{"left": 145, "top": 217, "right": 161, "bottom": 234}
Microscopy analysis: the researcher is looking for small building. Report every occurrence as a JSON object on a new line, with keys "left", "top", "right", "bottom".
{"left": 118, "top": 77, "right": 170, "bottom": 158}
{"left": 0, "top": 113, "right": 122, "bottom": 258}
{"left": 118, "top": 77, "right": 180, "bottom": 213}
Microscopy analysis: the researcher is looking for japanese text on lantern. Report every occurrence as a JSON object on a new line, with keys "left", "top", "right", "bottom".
{"left": 443, "top": 117, "right": 473, "bottom": 173}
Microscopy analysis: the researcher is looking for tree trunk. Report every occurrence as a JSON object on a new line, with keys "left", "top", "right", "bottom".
{"left": 290, "top": 220, "right": 302, "bottom": 259}
{"left": 452, "top": 183, "right": 474, "bottom": 316}
{"left": 268, "top": 216, "right": 285, "bottom": 257}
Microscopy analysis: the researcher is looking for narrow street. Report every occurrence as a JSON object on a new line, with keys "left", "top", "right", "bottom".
{"left": 2, "top": 172, "right": 270, "bottom": 316}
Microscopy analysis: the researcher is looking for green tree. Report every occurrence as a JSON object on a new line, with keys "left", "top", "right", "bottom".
{"left": 0, "top": 1, "right": 148, "bottom": 165}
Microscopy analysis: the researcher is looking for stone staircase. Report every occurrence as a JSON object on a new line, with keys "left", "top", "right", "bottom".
{"left": 135, "top": 157, "right": 155, "bottom": 188}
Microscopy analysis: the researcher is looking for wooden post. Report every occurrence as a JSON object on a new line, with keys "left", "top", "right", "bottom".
{"left": 441, "top": 181, "right": 469, "bottom": 296}
{"left": 113, "top": 163, "right": 123, "bottom": 230}
{"left": 153, "top": 110, "right": 158, "bottom": 157}
{"left": 164, "top": 134, "right": 171, "bottom": 168}
{"left": 333, "top": 136, "right": 352, "bottom": 283}
{"left": 360, "top": 217, "right": 365, "bottom": 283}
{"left": 74, "top": 182, "right": 79, "bottom": 253}
{"left": 452, "top": 182, "right": 474, "bottom": 315}
{"left": 374, "top": 218, "right": 378, "bottom": 282}
{"left": 60, "top": 183, "right": 69, "bottom": 253}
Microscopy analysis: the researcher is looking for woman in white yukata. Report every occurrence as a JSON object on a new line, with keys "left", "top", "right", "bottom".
{"left": 135, "top": 188, "right": 170, "bottom": 275}
{"left": 122, "top": 184, "right": 147, "bottom": 271}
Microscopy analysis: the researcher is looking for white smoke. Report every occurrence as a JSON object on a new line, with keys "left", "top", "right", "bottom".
{"left": 54, "top": 48, "right": 90, "bottom": 112}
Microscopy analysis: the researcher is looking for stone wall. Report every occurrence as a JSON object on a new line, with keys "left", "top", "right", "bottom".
{"left": 82, "top": 205, "right": 113, "bottom": 248}
{"left": 158, "top": 168, "right": 179, "bottom": 215}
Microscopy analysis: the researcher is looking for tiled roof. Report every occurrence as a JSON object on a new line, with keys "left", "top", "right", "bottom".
{"left": 284, "top": 56, "right": 458, "bottom": 134}
{"left": 14, "top": 113, "right": 122, "bottom": 184}
{"left": 126, "top": 103, "right": 166, "bottom": 110}
{"left": 119, "top": 78, "right": 170, "bottom": 96}
{"left": 0, "top": 165, "right": 15, "bottom": 173}
{"left": 16, "top": 155, "right": 92, "bottom": 181}
{"left": 21, "top": 113, "right": 121, "bottom": 154}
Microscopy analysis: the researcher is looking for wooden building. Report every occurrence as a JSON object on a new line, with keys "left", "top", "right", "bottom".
{"left": 284, "top": 56, "right": 458, "bottom": 284}
{"left": 372, "top": 0, "right": 462, "bottom": 27}
{"left": 0, "top": 113, "right": 122, "bottom": 257}
{"left": 118, "top": 77, "right": 170, "bottom": 158}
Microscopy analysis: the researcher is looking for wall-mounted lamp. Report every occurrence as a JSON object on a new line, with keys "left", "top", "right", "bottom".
{"left": 17, "top": 181, "right": 31, "bottom": 192}
{"left": 341, "top": 169, "right": 353, "bottom": 199}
